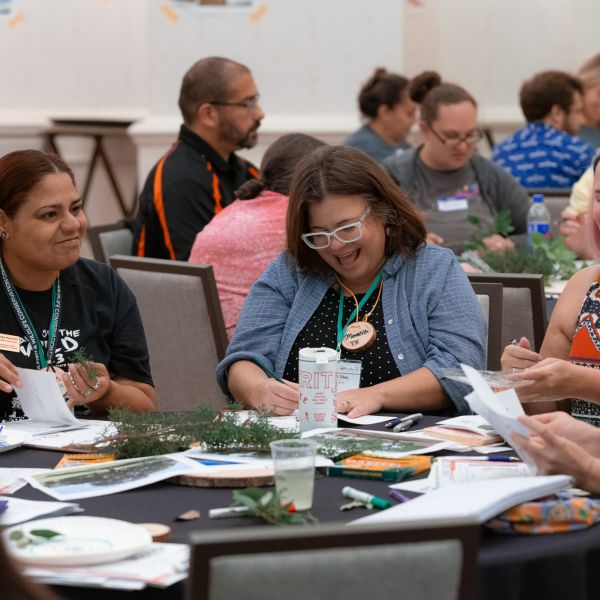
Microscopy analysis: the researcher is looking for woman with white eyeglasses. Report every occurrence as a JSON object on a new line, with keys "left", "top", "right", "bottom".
{"left": 384, "top": 71, "right": 530, "bottom": 255}
{"left": 217, "top": 145, "right": 485, "bottom": 418}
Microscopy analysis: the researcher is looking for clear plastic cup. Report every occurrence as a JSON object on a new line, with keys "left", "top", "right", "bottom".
{"left": 269, "top": 439, "right": 317, "bottom": 510}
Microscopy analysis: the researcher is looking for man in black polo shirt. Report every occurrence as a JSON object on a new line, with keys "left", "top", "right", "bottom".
{"left": 132, "top": 57, "right": 263, "bottom": 260}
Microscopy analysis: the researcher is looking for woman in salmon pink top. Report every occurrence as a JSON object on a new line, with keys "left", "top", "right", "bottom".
{"left": 189, "top": 133, "right": 325, "bottom": 338}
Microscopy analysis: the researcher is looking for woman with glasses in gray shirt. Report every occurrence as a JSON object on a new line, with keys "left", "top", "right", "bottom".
{"left": 384, "top": 71, "right": 530, "bottom": 254}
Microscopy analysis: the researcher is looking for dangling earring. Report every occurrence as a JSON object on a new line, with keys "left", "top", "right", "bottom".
{"left": 0, "top": 231, "right": 7, "bottom": 240}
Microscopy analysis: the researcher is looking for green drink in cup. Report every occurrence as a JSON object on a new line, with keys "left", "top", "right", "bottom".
{"left": 270, "top": 439, "right": 317, "bottom": 510}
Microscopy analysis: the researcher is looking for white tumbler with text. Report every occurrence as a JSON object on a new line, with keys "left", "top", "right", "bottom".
{"left": 298, "top": 347, "right": 338, "bottom": 433}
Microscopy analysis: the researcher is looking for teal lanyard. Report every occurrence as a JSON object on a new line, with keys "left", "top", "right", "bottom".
{"left": 0, "top": 255, "right": 61, "bottom": 369}
{"left": 336, "top": 272, "right": 382, "bottom": 354}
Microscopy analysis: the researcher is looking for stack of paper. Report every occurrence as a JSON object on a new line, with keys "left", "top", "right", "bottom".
{"left": 24, "top": 543, "right": 189, "bottom": 590}
{"left": 352, "top": 475, "right": 573, "bottom": 525}
{"left": 427, "top": 457, "right": 532, "bottom": 488}
{"left": 422, "top": 415, "right": 503, "bottom": 446}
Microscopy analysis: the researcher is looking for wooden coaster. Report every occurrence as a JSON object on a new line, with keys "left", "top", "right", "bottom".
{"left": 173, "top": 468, "right": 275, "bottom": 488}
{"left": 138, "top": 523, "right": 171, "bottom": 542}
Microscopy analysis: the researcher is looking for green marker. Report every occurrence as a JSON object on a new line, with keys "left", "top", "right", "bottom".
{"left": 342, "top": 486, "right": 391, "bottom": 510}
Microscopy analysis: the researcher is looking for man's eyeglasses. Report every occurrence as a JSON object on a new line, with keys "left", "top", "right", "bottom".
{"left": 301, "top": 208, "right": 370, "bottom": 250}
{"left": 208, "top": 95, "right": 261, "bottom": 111}
{"left": 429, "top": 125, "right": 483, "bottom": 148}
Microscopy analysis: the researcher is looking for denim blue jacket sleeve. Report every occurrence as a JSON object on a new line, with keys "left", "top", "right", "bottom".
{"left": 382, "top": 246, "right": 486, "bottom": 413}
{"left": 217, "top": 246, "right": 486, "bottom": 414}
{"left": 216, "top": 252, "right": 332, "bottom": 393}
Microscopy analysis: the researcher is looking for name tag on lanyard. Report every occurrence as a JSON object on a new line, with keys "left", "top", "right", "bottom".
{"left": 337, "top": 359, "right": 362, "bottom": 392}
{"left": 0, "top": 333, "right": 20, "bottom": 353}
{"left": 437, "top": 197, "right": 469, "bottom": 212}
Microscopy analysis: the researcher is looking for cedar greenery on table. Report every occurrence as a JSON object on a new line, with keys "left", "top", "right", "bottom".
{"left": 79, "top": 405, "right": 408, "bottom": 461}
{"left": 84, "top": 405, "right": 298, "bottom": 459}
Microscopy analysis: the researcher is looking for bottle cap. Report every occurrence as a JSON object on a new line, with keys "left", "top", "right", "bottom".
{"left": 532, "top": 194, "right": 544, "bottom": 203}
{"left": 370, "top": 497, "right": 392, "bottom": 510}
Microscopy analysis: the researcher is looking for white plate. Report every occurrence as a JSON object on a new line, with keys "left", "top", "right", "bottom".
{"left": 3, "top": 516, "right": 152, "bottom": 566}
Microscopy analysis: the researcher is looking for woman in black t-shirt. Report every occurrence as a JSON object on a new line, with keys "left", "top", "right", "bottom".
{"left": 0, "top": 150, "right": 155, "bottom": 417}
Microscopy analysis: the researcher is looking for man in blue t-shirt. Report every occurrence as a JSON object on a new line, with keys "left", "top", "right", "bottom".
{"left": 493, "top": 71, "right": 595, "bottom": 189}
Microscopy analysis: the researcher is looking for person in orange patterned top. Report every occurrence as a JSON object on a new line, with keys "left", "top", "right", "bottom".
{"left": 501, "top": 152, "right": 600, "bottom": 426}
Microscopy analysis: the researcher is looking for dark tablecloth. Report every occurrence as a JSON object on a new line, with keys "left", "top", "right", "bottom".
{"left": 3, "top": 415, "right": 600, "bottom": 600}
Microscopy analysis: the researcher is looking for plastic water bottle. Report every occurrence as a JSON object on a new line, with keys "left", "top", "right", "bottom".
{"left": 527, "top": 194, "right": 551, "bottom": 247}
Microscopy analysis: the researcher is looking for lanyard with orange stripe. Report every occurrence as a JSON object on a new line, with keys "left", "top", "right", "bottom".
{"left": 139, "top": 149, "right": 258, "bottom": 258}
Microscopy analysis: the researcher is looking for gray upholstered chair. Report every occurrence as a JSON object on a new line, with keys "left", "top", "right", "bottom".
{"left": 109, "top": 255, "right": 228, "bottom": 411}
{"left": 87, "top": 222, "right": 134, "bottom": 263}
{"left": 471, "top": 282, "right": 503, "bottom": 371}
{"left": 187, "top": 520, "right": 480, "bottom": 600}
{"left": 468, "top": 273, "right": 546, "bottom": 353}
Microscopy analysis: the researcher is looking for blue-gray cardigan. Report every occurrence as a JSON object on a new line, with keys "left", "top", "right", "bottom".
{"left": 217, "top": 245, "right": 486, "bottom": 414}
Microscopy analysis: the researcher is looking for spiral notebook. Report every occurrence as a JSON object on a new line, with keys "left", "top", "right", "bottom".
{"left": 351, "top": 475, "right": 573, "bottom": 525}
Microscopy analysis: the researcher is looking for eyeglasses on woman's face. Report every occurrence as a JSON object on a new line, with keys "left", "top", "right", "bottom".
{"left": 301, "top": 208, "right": 370, "bottom": 250}
{"left": 428, "top": 125, "right": 483, "bottom": 148}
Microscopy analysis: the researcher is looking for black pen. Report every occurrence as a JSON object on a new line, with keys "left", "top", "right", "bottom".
{"left": 385, "top": 413, "right": 423, "bottom": 429}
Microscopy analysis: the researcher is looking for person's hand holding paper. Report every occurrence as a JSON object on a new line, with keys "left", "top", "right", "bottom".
{"left": 513, "top": 415, "right": 600, "bottom": 494}
{"left": 460, "top": 364, "right": 536, "bottom": 472}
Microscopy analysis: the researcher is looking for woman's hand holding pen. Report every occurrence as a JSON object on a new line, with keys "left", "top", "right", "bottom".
{"left": 253, "top": 377, "right": 299, "bottom": 416}
{"left": 500, "top": 336, "right": 541, "bottom": 372}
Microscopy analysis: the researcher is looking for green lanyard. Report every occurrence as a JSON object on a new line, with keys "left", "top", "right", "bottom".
{"left": 336, "top": 272, "right": 382, "bottom": 354}
{"left": 0, "top": 255, "right": 61, "bottom": 369}
{"left": 14, "top": 284, "right": 59, "bottom": 369}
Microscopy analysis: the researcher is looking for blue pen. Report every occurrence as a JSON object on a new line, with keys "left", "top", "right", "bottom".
{"left": 389, "top": 488, "right": 412, "bottom": 504}
{"left": 487, "top": 455, "right": 520, "bottom": 462}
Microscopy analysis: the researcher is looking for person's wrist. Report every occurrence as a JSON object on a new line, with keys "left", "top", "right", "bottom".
{"left": 571, "top": 364, "right": 595, "bottom": 404}
{"left": 98, "top": 377, "right": 113, "bottom": 401}
{"left": 248, "top": 378, "right": 267, "bottom": 409}
{"left": 578, "top": 455, "right": 600, "bottom": 494}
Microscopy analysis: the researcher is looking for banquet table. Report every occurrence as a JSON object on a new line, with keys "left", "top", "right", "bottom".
{"left": 3, "top": 415, "right": 600, "bottom": 600}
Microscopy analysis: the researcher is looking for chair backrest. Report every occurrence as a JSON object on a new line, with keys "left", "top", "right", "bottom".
{"left": 468, "top": 273, "right": 546, "bottom": 352}
{"left": 187, "top": 520, "right": 480, "bottom": 600}
{"left": 87, "top": 222, "right": 134, "bottom": 263}
{"left": 109, "top": 255, "right": 228, "bottom": 411}
{"left": 471, "top": 282, "right": 503, "bottom": 370}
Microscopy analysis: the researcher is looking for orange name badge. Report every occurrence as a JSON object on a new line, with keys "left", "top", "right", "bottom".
{"left": 0, "top": 334, "right": 21, "bottom": 353}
